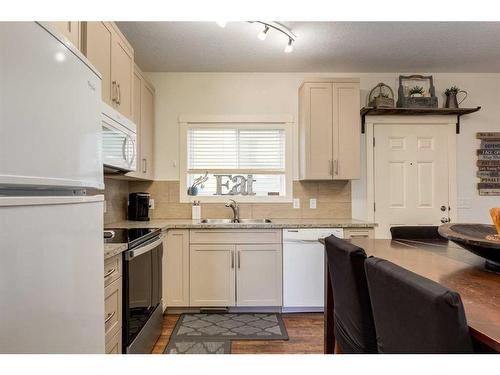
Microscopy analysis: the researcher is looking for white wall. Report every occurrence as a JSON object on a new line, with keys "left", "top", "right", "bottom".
{"left": 146, "top": 72, "right": 500, "bottom": 223}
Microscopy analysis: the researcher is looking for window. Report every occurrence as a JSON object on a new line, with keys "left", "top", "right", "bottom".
{"left": 179, "top": 116, "right": 293, "bottom": 202}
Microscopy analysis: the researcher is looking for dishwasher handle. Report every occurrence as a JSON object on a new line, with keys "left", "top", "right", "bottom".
{"left": 283, "top": 238, "right": 324, "bottom": 244}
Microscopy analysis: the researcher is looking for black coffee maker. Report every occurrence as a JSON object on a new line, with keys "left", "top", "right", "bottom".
{"left": 128, "top": 192, "right": 150, "bottom": 221}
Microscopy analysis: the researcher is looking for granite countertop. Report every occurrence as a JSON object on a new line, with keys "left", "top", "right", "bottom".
{"left": 104, "top": 243, "right": 128, "bottom": 260}
{"left": 103, "top": 218, "right": 375, "bottom": 259}
{"left": 105, "top": 218, "right": 376, "bottom": 231}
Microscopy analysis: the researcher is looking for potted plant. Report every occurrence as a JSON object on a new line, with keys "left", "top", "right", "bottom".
{"left": 444, "top": 85, "right": 468, "bottom": 108}
{"left": 409, "top": 85, "right": 425, "bottom": 97}
{"left": 187, "top": 172, "right": 208, "bottom": 196}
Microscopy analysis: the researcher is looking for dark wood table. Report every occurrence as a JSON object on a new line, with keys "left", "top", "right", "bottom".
{"left": 323, "top": 238, "right": 500, "bottom": 353}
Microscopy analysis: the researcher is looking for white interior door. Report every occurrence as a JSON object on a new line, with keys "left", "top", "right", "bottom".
{"left": 374, "top": 124, "right": 450, "bottom": 238}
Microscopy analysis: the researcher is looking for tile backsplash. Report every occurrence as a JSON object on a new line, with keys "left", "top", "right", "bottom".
{"left": 119, "top": 180, "right": 352, "bottom": 220}
{"left": 103, "top": 178, "right": 129, "bottom": 224}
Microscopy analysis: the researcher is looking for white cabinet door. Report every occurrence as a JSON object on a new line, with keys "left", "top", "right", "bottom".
{"left": 84, "top": 22, "right": 113, "bottom": 106}
{"left": 333, "top": 81, "right": 361, "bottom": 180}
{"left": 236, "top": 244, "right": 282, "bottom": 307}
{"left": 299, "top": 82, "right": 333, "bottom": 180}
{"left": 164, "top": 230, "right": 190, "bottom": 308}
{"left": 140, "top": 81, "right": 155, "bottom": 180}
{"left": 50, "top": 21, "right": 81, "bottom": 49}
{"left": 190, "top": 245, "right": 235, "bottom": 307}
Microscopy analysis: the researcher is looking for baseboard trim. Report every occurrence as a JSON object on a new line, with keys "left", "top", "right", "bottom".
{"left": 165, "top": 306, "right": 283, "bottom": 314}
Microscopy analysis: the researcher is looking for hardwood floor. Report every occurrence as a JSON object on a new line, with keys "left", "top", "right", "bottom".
{"left": 151, "top": 313, "right": 324, "bottom": 354}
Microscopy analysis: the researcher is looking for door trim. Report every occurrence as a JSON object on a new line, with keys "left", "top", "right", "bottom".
{"left": 365, "top": 115, "right": 457, "bottom": 231}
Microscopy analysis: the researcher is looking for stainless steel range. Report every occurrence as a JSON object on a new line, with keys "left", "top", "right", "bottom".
{"left": 104, "top": 228, "right": 163, "bottom": 354}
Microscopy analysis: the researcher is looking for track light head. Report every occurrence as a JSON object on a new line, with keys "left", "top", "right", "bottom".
{"left": 257, "top": 26, "right": 269, "bottom": 41}
{"left": 284, "top": 38, "right": 294, "bottom": 53}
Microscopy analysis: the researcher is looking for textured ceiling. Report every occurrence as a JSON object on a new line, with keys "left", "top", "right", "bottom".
{"left": 116, "top": 22, "right": 500, "bottom": 72}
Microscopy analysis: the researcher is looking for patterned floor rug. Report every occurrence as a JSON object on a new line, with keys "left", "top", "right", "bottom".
{"left": 164, "top": 313, "right": 288, "bottom": 354}
{"left": 165, "top": 338, "right": 231, "bottom": 354}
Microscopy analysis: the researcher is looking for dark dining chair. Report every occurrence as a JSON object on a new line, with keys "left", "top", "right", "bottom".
{"left": 390, "top": 225, "right": 445, "bottom": 240}
{"left": 324, "top": 235, "right": 378, "bottom": 353}
{"left": 364, "top": 257, "right": 473, "bottom": 354}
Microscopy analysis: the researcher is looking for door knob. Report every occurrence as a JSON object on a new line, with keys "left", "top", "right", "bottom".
{"left": 440, "top": 206, "right": 446, "bottom": 212}
{"left": 441, "top": 217, "right": 451, "bottom": 223}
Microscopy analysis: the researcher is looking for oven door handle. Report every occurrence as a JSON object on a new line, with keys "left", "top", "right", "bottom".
{"left": 125, "top": 237, "right": 162, "bottom": 260}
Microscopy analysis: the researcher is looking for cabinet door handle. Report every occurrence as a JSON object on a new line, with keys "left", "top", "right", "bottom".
{"left": 111, "top": 81, "right": 117, "bottom": 103}
{"left": 104, "top": 268, "right": 116, "bottom": 279}
{"left": 237, "top": 251, "right": 241, "bottom": 269}
{"left": 231, "top": 251, "right": 234, "bottom": 269}
{"left": 329, "top": 160, "right": 333, "bottom": 175}
{"left": 142, "top": 158, "right": 147, "bottom": 173}
{"left": 104, "top": 311, "right": 115, "bottom": 324}
{"left": 116, "top": 83, "right": 121, "bottom": 105}
{"left": 334, "top": 160, "right": 339, "bottom": 175}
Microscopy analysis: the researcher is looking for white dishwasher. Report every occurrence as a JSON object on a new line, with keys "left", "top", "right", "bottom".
{"left": 283, "top": 228, "right": 344, "bottom": 312}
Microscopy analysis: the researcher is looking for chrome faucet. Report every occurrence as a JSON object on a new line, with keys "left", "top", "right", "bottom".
{"left": 225, "top": 199, "right": 240, "bottom": 223}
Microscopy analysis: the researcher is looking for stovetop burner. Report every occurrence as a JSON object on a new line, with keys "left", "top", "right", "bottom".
{"left": 104, "top": 227, "right": 160, "bottom": 249}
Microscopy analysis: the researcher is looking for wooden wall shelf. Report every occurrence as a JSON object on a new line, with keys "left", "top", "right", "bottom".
{"left": 360, "top": 106, "right": 481, "bottom": 133}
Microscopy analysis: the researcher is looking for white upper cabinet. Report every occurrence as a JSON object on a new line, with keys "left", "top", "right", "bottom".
{"left": 126, "top": 65, "right": 155, "bottom": 180}
{"left": 299, "top": 78, "right": 361, "bottom": 180}
{"left": 49, "top": 22, "right": 81, "bottom": 50}
{"left": 82, "top": 22, "right": 134, "bottom": 120}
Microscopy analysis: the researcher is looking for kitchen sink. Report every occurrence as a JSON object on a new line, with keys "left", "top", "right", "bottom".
{"left": 200, "top": 218, "right": 272, "bottom": 224}
{"left": 238, "top": 218, "right": 272, "bottom": 224}
{"left": 200, "top": 219, "right": 234, "bottom": 224}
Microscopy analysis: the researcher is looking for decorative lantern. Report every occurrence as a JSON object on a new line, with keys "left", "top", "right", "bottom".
{"left": 367, "top": 82, "right": 395, "bottom": 108}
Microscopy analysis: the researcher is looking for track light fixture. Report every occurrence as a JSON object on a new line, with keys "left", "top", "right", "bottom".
{"left": 250, "top": 22, "right": 296, "bottom": 53}
{"left": 216, "top": 21, "right": 296, "bottom": 53}
{"left": 257, "top": 25, "right": 269, "bottom": 41}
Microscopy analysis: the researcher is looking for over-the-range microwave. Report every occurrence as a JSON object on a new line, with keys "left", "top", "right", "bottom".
{"left": 102, "top": 102, "right": 137, "bottom": 173}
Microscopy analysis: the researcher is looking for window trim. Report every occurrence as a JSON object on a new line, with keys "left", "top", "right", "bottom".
{"left": 179, "top": 115, "right": 294, "bottom": 203}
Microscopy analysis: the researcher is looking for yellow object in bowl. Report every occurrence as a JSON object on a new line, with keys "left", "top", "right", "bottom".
{"left": 490, "top": 208, "right": 500, "bottom": 236}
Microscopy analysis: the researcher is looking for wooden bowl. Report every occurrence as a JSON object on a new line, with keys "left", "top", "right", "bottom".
{"left": 438, "top": 224, "right": 500, "bottom": 273}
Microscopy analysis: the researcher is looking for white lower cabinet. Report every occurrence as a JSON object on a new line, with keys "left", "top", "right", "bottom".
{"left": 104, "top": 254, "right": 122, "bottom": 353}
{"left": 190, "top": 244, "right": 236, "bottom": 307}
{"left": 164, "top": 230, "right": 190, "bottom": 308}
{"left": 105, "top": 330, "right": 122, "bottom": 354}
{"left": 343, "top": 228, "right": 374, "bottom": 239}
{"left": 236, "top": 244, "right": 282, "bottom": 307}
{"left": 185, "top": 229, "right": 283, "bottom": 308}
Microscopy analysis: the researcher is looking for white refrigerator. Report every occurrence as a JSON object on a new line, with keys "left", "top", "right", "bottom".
{"left": 0, "top": 22, "right": 105, "bottom": 353}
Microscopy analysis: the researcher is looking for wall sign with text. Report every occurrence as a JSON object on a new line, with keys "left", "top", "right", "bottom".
{"left": 477, "top": 132, "right": 500, "bottom": 196}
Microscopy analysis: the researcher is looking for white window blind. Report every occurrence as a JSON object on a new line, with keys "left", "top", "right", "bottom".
{"left": 187, "top": 128, "right": 285, "bottom": 171}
